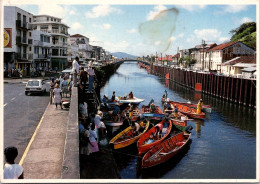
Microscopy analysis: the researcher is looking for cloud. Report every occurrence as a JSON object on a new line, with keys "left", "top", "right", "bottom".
{"left": 92, "top": 24, "right": 111, "bottom": 30}
{"left": 71, "top": 22, "right": 83, "bottom": 30}
{"left": 38, "top": 4, "right": 69, "bottom": 19}
{"left": 177, "top": 33, "right": 184, "bottom": 38}
{"left": 85, "top": 5, "right": 121, "bottom": 18}
{"left": 169, "top": 36, "right": 176, "bottom": 42}
{"left": 127, "top": 28, "right": 137, "bottom": 33}
{"left": 194, "top": 29, "right": 222, "bottom": 42}
{"left": 104, "top": 40, "right": 129, "bottom": 52}
{"left": 147, "top": 5, "right": 167, "bottom": 20}
{"left": 178, "top": 5, "right": 207, "bottom": 11}
{"left": 219, "top": 37, "right": 230, "bottom": 43}
{"left": 69, "top": 10, "right": 75, "bottom": 15}
{"left": 240, "top": 17, "right": 253, "bottom": 24}
{"left": 224, "top": 5, "right": 248, "bottom": 13}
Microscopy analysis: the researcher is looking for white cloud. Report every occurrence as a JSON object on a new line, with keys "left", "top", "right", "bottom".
{"left": 38, "top": 4, "right": 69, "bottom": 19}
{"left": 169, "top": 36, "right": 176, "bottom": 42}
{"left": 85, "top": 5, "right": 121, "bottom": 18}
{"left": 194, "top": 29, "right": 222, "bottom": 42}
{"left": 240, "top": 17, "right": 253, "bottom": 24}
{"left": 177, "top": 33, "right": 184, "bottom": 38}
{"left": 71, "top": 22, "right": 83, "bottom": 30}
{"left": 147, "top": 5, "right": 167, "bottom": 20}
{"left": 219, "top": 37, "right": 230, "bottom": 43}
{"left": 69, "top": 10, "right": 75, "bottom": 15}
{"left": 104, "top": 40, "right": 129, "bottom": 52}
{"left": 178, "top": 5, "right": 207, "bottom": 12}
{"left": 127, "top": 28, "right": 137, "bottom": 33}
{"left": 224, "top": 5, "right": 248, "bottom": 13}
{"left": 92, "top": 24, "right": 111, "bottom": 30}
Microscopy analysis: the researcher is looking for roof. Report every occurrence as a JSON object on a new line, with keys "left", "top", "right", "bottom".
{"left": 70, "top": 34, "right": 86, "bottom": 38}
{"left": 242, "top": 66, "right": 256, "bottom": 72}
{"left": 208, "top": 41, "right": 239, "bottom": 51}
{"left": 222, "top": 56, "right": 256, "bottom": 66}
{"left": 199, "top": 43, "right": 217, "bottom": 52}
{"left": 233, "top": 63, "right": 256, "bottom": 68}
{"left": 158, "top": 56, "right": 173, "bottom": 61}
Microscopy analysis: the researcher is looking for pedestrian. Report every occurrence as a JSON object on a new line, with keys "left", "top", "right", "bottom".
{"left": 72, "top": 56, "right": 79, "bottom": 87}
{"left": 61, "top": 77, "right": 68, "bottom": 97}
{"left": 89, "top": 123, "right": 99, "bottom": 154}
{"left": 53, "top": 83, "right": 63, "bottom": 109}
{"left": 55, "top": 67, "right": 58, "bottom": 73}
{"left": 80, "top": 125, "right": 93, "bottom": 157}
{"left": 79, "top": 67, "right": 88, "bottom": 87}
{"left": 94, "top": 111, "right": 106, "bottom": 142}
{"left": 67, "top": 78, "right": 73, "bottom": 98}
{"left": 4, "top": 146, "right": 24, "bottom": 179}
{"left": 86, "top": 64, "right": 95, "bottom": 92}
{"left": 50, "top": 78, "right": 55, "bottom": 104}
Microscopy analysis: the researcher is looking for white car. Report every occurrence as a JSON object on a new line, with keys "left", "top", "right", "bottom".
{"left": 25, "top": 79, "right": 47, "bottom": 95}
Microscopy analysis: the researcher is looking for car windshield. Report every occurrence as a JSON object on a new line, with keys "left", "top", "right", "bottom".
{"left": 27, "top": 81, "right": 40, "bottom": 86}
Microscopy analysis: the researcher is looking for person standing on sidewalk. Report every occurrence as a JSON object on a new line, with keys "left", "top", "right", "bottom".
{"left": 4, "top": 146, "right": 24, "bottom": 179}
{"left": 53, "top": 83, "right": 63, "bottom": 109}
{"left": 87, "top": 64, "right": 95, "bottom": 92}
{"left": 50, "top": 78, "right": 55, "bottom": 104}
{"left": 72, "top": 56, "right": 79, "bottom": 87}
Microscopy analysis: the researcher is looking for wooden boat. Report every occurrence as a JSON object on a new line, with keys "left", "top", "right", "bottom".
{"left": 109, "top": 120, "right": 150, "bottom": 149}
{"left": 116, "top": 96, "right": 145, "bottom": 104}
{"left": 141, "top": 105, "right": 164, "bottom": 120}
{"left": 170, "top": 100, "right": 212, "bottom": 113}
{"left": 137, "top": 120, "right": 172, "bottom": 155}
{"left": 142, "top": 132, "right": 191, "bottom": 168}
{"left": 171, "top": 103, "right": 205, "bottom": 120}
{"left": 121, "top": 107, "right": 140, "bottom": 121}
{"left": 171, "top": 119, "right": 187, "bottom": 132}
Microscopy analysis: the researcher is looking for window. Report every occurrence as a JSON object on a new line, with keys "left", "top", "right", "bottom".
{"left": 29, "top": 32, "right": 31, "bottom": 37}
{"left": 47, "top": 17, "right": 49, "bottom": 21}
{"left": 40, "top": 35, "right": 43, "bottom": 42}
{"left": 47, "top": 37, "right": 50, "bottom": 43}
{"left": 17, "top": 13, "right": 21, "bottom": 20}
{"left": 29, "top": 47, "right": 31, "bottom": 51}
{"left": 51, "top": 18, "right": 53, "bottom": 21}
{"left": 54, "top": 19, "right": 56, "bottom": 21}
{"left": 29, "top": 18, "right": 31, "bottom": 22}
{"left": 23, "top": 15, "right": 26, "bottom": 24}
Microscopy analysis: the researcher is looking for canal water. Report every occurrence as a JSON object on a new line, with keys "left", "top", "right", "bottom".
{"left": 100, "top": 61, "right": 256, "bottom": 179}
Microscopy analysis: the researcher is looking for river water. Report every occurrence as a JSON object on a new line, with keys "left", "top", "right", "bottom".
{"left": 100, "top": 61, "right": 256, "bottom": 179}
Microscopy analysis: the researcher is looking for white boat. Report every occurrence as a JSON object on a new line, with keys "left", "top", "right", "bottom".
{"left": 115, "top": 97, "right": 145, "bottom": 104}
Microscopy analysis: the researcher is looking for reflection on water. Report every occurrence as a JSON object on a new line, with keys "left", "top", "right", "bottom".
{"left": 101, "top": 62, "right": 256, "bottom": 179}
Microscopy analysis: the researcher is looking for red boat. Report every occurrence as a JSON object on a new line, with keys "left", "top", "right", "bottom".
{"left": 141, "top": 105, "right": 164, "bottom": 120}
{"left": 137, "top": 120, "right": 172, "bottom": 155}
{"left": 142, "top": 132, "right": 191, "bottom": 168}
{"left": 171, "top": 103, "right": 205, "bottom": 120}
{"left": 121, "top": 106, "right": 140, "bottom": 121}
{"left": 169, "top": 100, "right": 212, "bottom": 113}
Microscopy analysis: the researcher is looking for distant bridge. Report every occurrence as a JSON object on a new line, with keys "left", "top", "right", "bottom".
{"left": 120, "top": 59, "right": 150, "bottom": 65}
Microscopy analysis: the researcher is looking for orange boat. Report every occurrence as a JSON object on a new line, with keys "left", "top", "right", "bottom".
{"left": 137, "top": 119, "right": 172, "bottom": 155}
{"left": 142, "top": 132, "right": 191, "bottom": 168}
{"left": 170, "top": 103, "right": 205, "bottom": 120}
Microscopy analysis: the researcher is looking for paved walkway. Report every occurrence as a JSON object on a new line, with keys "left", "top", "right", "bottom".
{"left": 21, "top": 102, "right": 69, "bottom": 179}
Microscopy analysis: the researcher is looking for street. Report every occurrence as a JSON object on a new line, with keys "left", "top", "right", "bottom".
{"left": 4, "top": 81, "right": 50, "bottom": 162}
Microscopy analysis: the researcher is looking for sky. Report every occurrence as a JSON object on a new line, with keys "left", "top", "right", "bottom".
{"left": 13, "top": 3, "right": 257, "bottom": 57}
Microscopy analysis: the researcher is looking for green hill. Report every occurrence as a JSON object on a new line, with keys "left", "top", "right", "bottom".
{"left": 230, "top": 22, "right": 256, "bottom": 50}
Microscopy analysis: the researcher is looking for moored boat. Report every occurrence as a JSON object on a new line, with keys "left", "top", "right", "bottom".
{"left": 116, "top": 96, "right": 145, "bottom": 105}
{"left": 169, "top": 100, "right": 212, "bottom": 113}
{"left": 121, "top": 106, "right": 140, "bottom": 121}
{"left": 171, "top": 103, "right": 205, "bottom": 120}
{"left": 142, "top": 132, "right": 191, "bottom": 168}
{"left": 109, "top": 120, "right": 150, "bottom": 149}
{"left": 137, "top": 119, "right": 172, "bottom": 155}
{"left": 141, "top": 105, "right": 164, "bottom": 120}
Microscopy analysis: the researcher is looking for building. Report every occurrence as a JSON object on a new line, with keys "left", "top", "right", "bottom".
{"left": 70, "top": 34, "right": 93, "bottom": 64}
{"left": 4, "top": 6, "right": 34, "bottom": 76}
{"left": 31, "top": 30, "right": 51, "bottom": 72}
{"left": 220, "top": 56, "right": 256, "bottom": 77}
{"left": 32, "top": 15, "right": 70, "bottom": 70}
{"left": 207, "top": 41, "right": 255, "bottom": 72}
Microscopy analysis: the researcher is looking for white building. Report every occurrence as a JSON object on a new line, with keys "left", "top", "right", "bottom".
{"left": 32, "top": 15, "right": 70, "bottom": 70}
{"left": 70, "top": 34, "right": 93, "bottom": 63}
{"left": 206, "top": 41, "right": 255, "bottom": 72}
{"left": 4, "top": 6, "right": 34, "bottom": 76}
{"left": 31, "top": 30, "right": 51, "bottom": 71}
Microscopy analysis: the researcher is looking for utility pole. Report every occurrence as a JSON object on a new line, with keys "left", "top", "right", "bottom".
{"left": 202, "top": 40, "right": 206, "bottom": 71}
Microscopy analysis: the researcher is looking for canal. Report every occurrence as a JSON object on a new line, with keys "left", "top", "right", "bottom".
{"left": 100, "top": 61, "right": 256, "bottom": 179}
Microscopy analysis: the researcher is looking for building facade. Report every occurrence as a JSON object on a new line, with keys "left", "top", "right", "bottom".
{"left": 4, "top": 6, "right": 34, "bottom": 76}
{"left": 32, "top": 15, "right": 69, "bottom": 70}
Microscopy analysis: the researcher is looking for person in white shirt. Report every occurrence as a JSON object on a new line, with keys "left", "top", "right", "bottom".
{"left": 94, "top": 111, "right": 106, "bottom": 142}
{"left": 4, "top": 146, "right": 24, "bottom": 179}
{"left": 72, "top": 56, "right": 79, "bottom": 87}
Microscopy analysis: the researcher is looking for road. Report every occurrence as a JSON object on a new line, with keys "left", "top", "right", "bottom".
{"left": 4, "top": 81, "right": 50, "bottom": 162}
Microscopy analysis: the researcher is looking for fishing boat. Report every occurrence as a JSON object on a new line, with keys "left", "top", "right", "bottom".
{"left": 171, "top": 103, "right": 205, "bottom": 120}
{"left": 116, "top": 96, "right": 144, "bottom": 105}
{"left": 170, "top": 119, "right": 187, "bottom": 132}
{"left": 169, "top": 100, "right": 212, "bottom": 113}
{"left": 142, "top": 132, "right": 191, "bottom": 168}
{"left": 109, "top": 120, "right": 150, "bottom": 149}
{"left": 121, "top": 106, "right": 140, "bottom": 121}
{"left": 137, "top": 119, "right": 172, "bottom": 155}
{"left": 141, "top": 105, "right": 164, "bottom": 120}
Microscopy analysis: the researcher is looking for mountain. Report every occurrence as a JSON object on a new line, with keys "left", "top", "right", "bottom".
{"left": 111, "top": 52, "right": 138, "bottom": 59}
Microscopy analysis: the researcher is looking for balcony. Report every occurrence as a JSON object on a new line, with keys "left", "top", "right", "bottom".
{"left": 27, "top": 23, "right": 32, "bottom": 29}
{"left": 17, "top": 53, "right": 28, "bottom": 60}
{"left": 22, "top": 37, "right": 27, "bottom": 44}
{"left": 34, "top": 40, "right": 43, "bottom": 46}
{"left": 16, "top": 20, "right": 22, "bottom": 27}
{"left": 16, "top": 36, "right": 22, "bottom": 44}
{"left": 28, "top": 39, "right": 33, "bottom": 44}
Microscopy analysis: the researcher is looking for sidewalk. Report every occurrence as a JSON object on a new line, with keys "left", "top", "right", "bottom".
{"left": 21, "top": 101, "right": 70, "bottom": 179}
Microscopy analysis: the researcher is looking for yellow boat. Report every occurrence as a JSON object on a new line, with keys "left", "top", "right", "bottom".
{"left": 109, "top": 120, "right": 150, "bottom": 149}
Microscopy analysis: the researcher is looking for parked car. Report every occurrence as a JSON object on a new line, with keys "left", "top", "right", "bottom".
{"left": 25, "top": 79, "right": 47, "bottom": 95}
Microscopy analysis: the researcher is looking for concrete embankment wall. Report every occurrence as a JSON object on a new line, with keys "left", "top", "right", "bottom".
{"left": 151, "top": 65, "right": 256, "bottom": 107}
